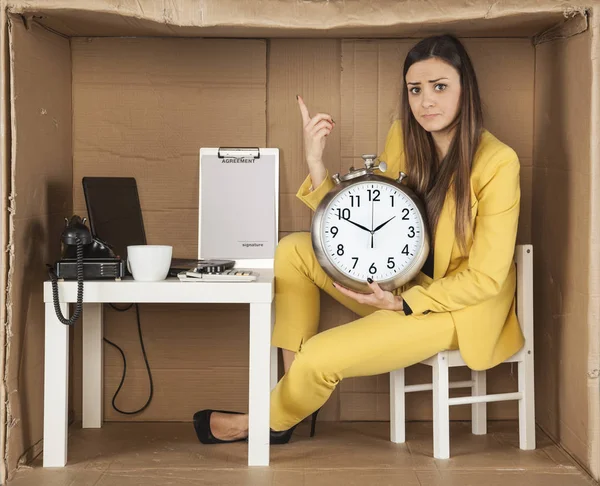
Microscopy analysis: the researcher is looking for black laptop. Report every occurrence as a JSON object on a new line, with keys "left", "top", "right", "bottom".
{"left": 82, "top": 177, "right": 201, "bottom": 277}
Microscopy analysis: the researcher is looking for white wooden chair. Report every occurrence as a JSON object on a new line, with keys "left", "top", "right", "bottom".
{"left": 389, "top": 244, "right": 535, "bottom": 459}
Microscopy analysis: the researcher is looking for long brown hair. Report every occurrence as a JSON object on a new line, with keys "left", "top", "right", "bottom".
{"left": 401, "top": 34, "right": 483, "bottom": 255}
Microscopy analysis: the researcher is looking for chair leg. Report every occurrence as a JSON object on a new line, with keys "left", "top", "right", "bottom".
{"left": 390, "top": 369, "right": 405, "bottom": 443}
{"left": 518, "top": 352, "right": 536, "bottom": 450}
{"left": 471, "top": 370, "right": 487, "bottom": 435}
{"left": 432, "top": 352, "right": 450, "bottom": 459}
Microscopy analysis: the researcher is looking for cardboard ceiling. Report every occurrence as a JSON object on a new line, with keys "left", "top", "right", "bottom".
{"left": 7, "top": 0, "right": 584, "bottom": 38}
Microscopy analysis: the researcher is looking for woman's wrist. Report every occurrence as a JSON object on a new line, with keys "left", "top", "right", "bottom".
{"left": 308, "top": 162, "right": 327, "bottom": 189}
{"left": 394, "top": 295, "right": 404, "bottom": 311}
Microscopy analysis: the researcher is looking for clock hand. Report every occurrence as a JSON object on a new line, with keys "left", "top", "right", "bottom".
{"left": 371, "top": 196, "right": 375, "bottom": 248}
{"left": 371, "top": 197, "right": 374, "bottom": 231}
{"left": 343, "top": 218, "right": 372, "bottom": 233}
{"left": 373, "top": 216, "right": 396, "bottom": 233}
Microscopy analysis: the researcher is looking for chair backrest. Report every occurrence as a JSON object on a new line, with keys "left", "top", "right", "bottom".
{"left": 514, "top": 244, "right": 534, "bottom": 345}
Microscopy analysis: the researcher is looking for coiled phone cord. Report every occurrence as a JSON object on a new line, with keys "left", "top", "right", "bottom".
{"left": 48, "top": 240, "right": 154, "bottom": 415}
{"left": 48, "top": 237, "right": 84, "bottom": 326}
{"left": 104, "top": 303, "right": 154, "bottom": 415}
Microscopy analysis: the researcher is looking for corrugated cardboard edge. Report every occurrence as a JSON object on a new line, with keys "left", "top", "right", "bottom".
{"left": 3, "top": 0, "right": 582, "bottom": 30}
{"left": 0, "top": 1, "right": 9, "bottom": 484}
{"left": 2, "top": 11, "right": 16, "bottom": 485}
{"left": 587, "top": 8, "right": 600, "bottom": 481}
{"left": 532, "top": 8, "right": 599, "bottom": 481}
{"left": 533, "top": 7, "right": 589, "bottom": 45}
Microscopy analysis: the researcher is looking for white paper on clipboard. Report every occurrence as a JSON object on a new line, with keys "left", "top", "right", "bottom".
{"left": 198, "top": 147, "right": 279, "bottom": 267}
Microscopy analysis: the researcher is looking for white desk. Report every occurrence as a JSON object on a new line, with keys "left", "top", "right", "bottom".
{"left": 42, "top": 271, "right": 277, "bottom": 467}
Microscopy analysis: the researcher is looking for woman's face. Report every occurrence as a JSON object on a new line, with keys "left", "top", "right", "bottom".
{"left": 405, "top": 57, "right": 461, "bottom": 134}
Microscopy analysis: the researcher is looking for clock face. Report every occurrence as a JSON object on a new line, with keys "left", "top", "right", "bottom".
{"left": 320, "top": 181, "right": 425, "bottom": 283}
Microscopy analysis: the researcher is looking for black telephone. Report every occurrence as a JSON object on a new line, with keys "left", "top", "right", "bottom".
{"left": 48, "top": 215, "right": 125, "bottom": 326}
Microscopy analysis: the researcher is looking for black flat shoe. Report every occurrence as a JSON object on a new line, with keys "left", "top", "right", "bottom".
{"left": 193, "top": 409, "right": 247, "bottom": 444}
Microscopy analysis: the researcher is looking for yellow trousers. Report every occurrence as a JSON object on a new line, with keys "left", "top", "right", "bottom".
{"left": 269, "top": 232, "right": 459, "bottom": 431}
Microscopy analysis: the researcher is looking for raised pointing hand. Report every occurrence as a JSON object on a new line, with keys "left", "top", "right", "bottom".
{"left": 297, "top": 95, "right": 335, "bottom": 165}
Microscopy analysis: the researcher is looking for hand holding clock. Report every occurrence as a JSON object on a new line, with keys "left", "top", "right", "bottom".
{"left": 333, "top": 278, "right": 405, "bottom": 311}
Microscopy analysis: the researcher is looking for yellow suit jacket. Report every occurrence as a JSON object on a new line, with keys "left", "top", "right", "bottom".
{"left": 296, "top": 120, "right": 524, "bottom": 371}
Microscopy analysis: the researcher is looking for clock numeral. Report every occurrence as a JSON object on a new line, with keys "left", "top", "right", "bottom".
{"left": 368, "top": 189, "right": 380, "bottom": 202}
{"left": 402, "top": 208, "right": 410, "bottom": 220}
{"left": 337, "top": 244, "right": 344, "bottom": 256}
{"left": 407, "top": 226, "right": 415, "bottom": 238}
{"left": 349, "top": 195, "right": 361, "bottom": 207}
{"left": 336, "top": 208, "right": 351, "bottom": 220}
{"left": 390, "top": 195, "right": 395, "bottom": 207}
{"left": 401, "top": 244, "right": 409, "bottom": 255}
{"left": 369, "top": 263, "right": 377, "bottom": 274}
{"left": 387, "top": 257, "right": 395, "bottom": 269}
{"left": 352, "top": 257, "right": 359, "bottom": 269}
{"left": 330, "top": 226, "right": 339, "bottom": 238}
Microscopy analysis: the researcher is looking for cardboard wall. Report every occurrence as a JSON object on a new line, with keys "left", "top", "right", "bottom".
{"left": 533, "top": 25, "right": 598, "bottom": 474}
{"left": 70, "top": 37, "right": 267, "bottom": 421}
{"left": 66, "top": 36, "right": 535, "bottom": 426}
{"left": 4, "top": 18, "right": 72, "bottom": 477}
{"left": 0, "top": 1, "right": 9, "bottom": 481}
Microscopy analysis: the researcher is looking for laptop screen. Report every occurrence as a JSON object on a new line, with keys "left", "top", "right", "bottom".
{"left": 82, "top": 177, "right": 147, "bottom": 260}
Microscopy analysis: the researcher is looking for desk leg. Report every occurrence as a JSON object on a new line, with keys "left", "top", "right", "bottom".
{"left": 248, "top": 303, "right": 271, "bottom": 467}
{"left": 270, "top": 302, "right": 278, "bottom": 391}
{"left": 43, "top": 302, "right": 70, "bottom": 467}
{"left": 82, "top": 303, "right": 103, "bottom": 428}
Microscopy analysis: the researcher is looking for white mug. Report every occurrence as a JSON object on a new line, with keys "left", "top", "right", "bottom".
{"left": 127, "top": 245, "right": 172, "bottom": 281}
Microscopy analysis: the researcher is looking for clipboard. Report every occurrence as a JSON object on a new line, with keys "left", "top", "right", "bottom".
{"left": 198, "top": 147, "right": 279, "bottom": 268}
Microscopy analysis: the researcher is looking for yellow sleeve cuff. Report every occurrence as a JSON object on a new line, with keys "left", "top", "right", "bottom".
{"left": 296, "top": 171, "right": 336, "bottom": 212}
{"left": 400, "top": 286, "right": 430, "bottom": 316}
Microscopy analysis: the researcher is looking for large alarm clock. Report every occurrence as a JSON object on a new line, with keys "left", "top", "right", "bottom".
{"left": 311, "top": 154, "right": 430, "bottom": 293}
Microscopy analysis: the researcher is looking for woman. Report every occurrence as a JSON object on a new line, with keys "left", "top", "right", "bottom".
{"left": 193, "top": 34, "right": 524, "bottom": 444}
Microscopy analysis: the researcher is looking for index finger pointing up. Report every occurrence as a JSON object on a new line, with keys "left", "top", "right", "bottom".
{"left": 297, "top": 95, "right": 311, "bottom": 125}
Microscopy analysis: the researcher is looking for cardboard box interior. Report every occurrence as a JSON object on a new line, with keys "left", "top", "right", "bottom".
{"left": 1, "top": 1, "right": 599, "bottom": 483}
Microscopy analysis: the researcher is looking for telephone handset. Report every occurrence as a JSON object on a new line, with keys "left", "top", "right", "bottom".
{"left": 48, "top": 215, "right": 125, "bottom": 325}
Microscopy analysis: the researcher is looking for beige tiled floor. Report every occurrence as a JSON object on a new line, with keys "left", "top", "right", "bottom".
{"left": 8, "top": 421, "right": 598, "bottom": 485}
